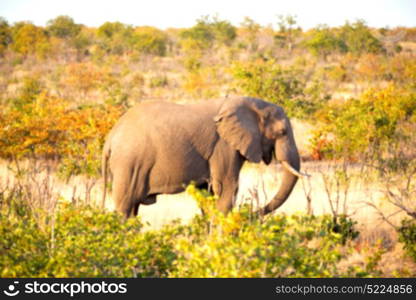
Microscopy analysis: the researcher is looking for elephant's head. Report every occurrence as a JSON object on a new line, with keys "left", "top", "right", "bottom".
{"left": 214, "top": 97, "right": 304, "bottom": 215}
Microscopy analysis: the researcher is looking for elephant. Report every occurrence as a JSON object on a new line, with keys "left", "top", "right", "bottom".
{"left": 102, "top": 97, "right": 306, "bottom": 218}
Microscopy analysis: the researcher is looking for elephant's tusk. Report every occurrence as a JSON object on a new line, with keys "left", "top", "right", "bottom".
{"left": 281, "top": 161, "right": 311, "bottom": 177}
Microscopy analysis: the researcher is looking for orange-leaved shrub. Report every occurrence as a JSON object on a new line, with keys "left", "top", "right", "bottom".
{"left": 0, "top": 91, "right": 122, "bottom": 177}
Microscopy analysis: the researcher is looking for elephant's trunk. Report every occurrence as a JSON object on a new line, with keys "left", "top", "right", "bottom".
{"left": 258, "top": 130, "right": 301, "bottom": 216}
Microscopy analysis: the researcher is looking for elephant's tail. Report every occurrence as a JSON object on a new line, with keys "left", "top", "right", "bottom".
{"left": 101, "top": 142, "right": 110, "bottom": 209}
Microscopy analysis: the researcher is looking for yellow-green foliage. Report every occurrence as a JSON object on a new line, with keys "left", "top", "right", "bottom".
{"left": 399, "top": 219, "right": 416, "bottom": 263}
{"left": 0, "top": 17, "right": 11, "bottom": 56}
{"left": 46, "top": 15, "right": 81, "bottom": 39}
{"left": 304, "top": 25, "right": 346, "bottom": 58}
{"left": 182, "top": 66, "right": 222, "bottom": 99}
{"left": 231, "top": 59, "right": 326, "bottom": 118}
{"left": 0, "top": 204, "right": 49, "bottom": 277}
{"left": 312, "top": 84, "right": 416, "bottom": 160}
{"left": 389, "top": 53, "right": 416, "bottom": 85}
{"left": 0, "top": 198, "right": 180, "bottom": 277}
{"left": 132, "top": 26, "right": 168, "bottom": 56}
{"left": 97, "top": 21, "right": 134, "bottom": 55}
{"left": 180, "top": 15, "right": 236, "bottom": 50}
{"left": 0, "top": 185, "right": 377, "bottom": 278}
{"left": 11, "top": 23, "right": 50, "bottom": 58}
{"left": 339, "top": 20, "right": 384, "bottom": 55}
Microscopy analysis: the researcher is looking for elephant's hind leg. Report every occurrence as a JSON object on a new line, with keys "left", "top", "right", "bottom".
{"left": 112, "top": 170, "right": 135, "bottom": 218}
{"left": 131, "top": 202, "right": 140, "bottom": 216}
{"left": 112, "top": 166, "right": 146, "bottom": 218}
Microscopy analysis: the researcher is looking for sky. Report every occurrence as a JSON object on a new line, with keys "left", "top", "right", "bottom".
{"left": 0, "top": 0, "right": 415, "bottom": 29}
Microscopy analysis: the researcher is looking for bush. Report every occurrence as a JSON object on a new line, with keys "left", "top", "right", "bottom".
{"left": 239, "top": 17, "right": 261, "bottom": 52}
{"left": 170, "top": 186, "right": 360, "bottom": 277}
{"left": 231, "top": 59, "right": 326, "bottom": 118}
{"left": 132, "top": 26, "right": 168, "bottom": 56}
{"left": 311, "top": 85, "right": 416, "bottom": 160}
{"left": 46, "top": 203, "right": 180, "bottom": 277}
{"left": 172, "top": 213, "right": 347, "bottom": 277}
{"left": 322, "top": 215, "right": 359, "bottom": 245}
{"left": 0, "top": 198, "right": 49, "bottom": 277}
{"left": 97, "top": 22, "right": 134, "bottom": 55}
{"left": 0, "top": 17, "right": 11, "bottom": 56}
{"left": 0, "top": 199, "right": 181, "bottom": 277}
{"left": 64, "top": 62, "right": 103, "bottom": 96}
{"left": 355, "top": 54, "right": 387, "bottom": 82}
{"left": 11, "top": 22, "right": 50, "bottom": 58}
{"left": 304, "top": 25, "right": 346, "bottom": 59}
{"left": 46, "top": 15, "right": 81, "bottom": 39}
{"left": 0, "top": 89, "right": 122, "bottom": 178}
{"left": 389, "top": 53, "right": 416, "bottom": 85}
{"left": 339, "top": 20, "right": 384, "bottom": 55}
{"left": 182, "top": 66, "right": 221, "bottom": 99}
{"left": 398, "top": 219, "right": 416, "bottom": 263}
{"left": 0, "top": 184, "right": 376, "bottom": 278}
{"left": 180, "top": 15, "right": 236, "bottom": 50}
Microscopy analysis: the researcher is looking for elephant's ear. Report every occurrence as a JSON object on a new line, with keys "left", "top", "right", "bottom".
{"left": 214, "top": 99, "right": 262, "bottom": 163}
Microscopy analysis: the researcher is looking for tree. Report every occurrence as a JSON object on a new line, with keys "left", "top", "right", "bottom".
{"left": 180, "top": 15, "right": 236, "bottom": 50}
{"left": 0, "top": 17, "right": 11, "bottom": 56}
{"left": 275, "top": 15, "right": 301, "bottom": 53}
{"left": 11, "top": 22, "right": 50, "bottom": 57}
{"left": 240, "top": 17, "right": 261, "bottom": 51}
{"left": 339, "top": 20, "right": 384, "bottom": 55}
{"left": 209, "top": 15, "right": 236, "bottom": 46}
{"left": 97, "top": 22, "right": 130, "bottom": 39}
{"left": 305, "top": 25, "right": 346, "bottom": 59}
{"left": 97, "top": 22, "right": 133, "bottom": 54}
{"left": 132, "top": 26, "right": 168, "bottom": 56}
{"left": 180, "top": 16, "right": 215, "bottom": 50}
{"left": 70, "top": 27, "right": 94, "bottom": 56}
{"left": 46, "top": 15, "right": 81, "bottom": 39}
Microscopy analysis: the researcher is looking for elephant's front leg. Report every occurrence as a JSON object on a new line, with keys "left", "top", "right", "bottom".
{"left": 209, "top": 140, "right": 245, "bottom": 214}
{"left": 213, "top": 177, "right": 239, "bottom": 214}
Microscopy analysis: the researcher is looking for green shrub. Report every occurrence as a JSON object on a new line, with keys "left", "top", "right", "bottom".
{"left": 170, "top": 186, "right": 359, "bottom": 277}
{"left": 0, "top": 198, "right": 49, "bottom": 277}
{"left": 46, "top": 203, "right": 180, "bottom": 277}
{"left": 132, "top": 27, "right": 168, "bottom": 56}
{"left": 11, "top": 22, "right": 50, "bottom": 58}
{"left": 46, "top": 15, "right": 81, "bottom": 39}
{"left": 304, "top": 25, "right": 346, "bottom": 59}
{"left": 275, "top": 15, "right": 301, "bottom": 52}
{"left": 180, "top": 15, "right": 236, "bottom": 50}
{"left": 0, "top": 197, "right": 182, "bottom": 277}
{"left": 231, "top": 59, "right": 326, "bottom": 118}
{"left": 312, "top": 85, "right": 416, "bottom": 160}
{"left": 171, "top": 213, "right": 348, "bottom": 277}
{"left": 322, "top": 215, "right": 359, "bottom": 245}
{"left": 97, "top": 22, "right": 134, "bottom": 55}
{"left": 0, "top": 185, "right": 383, "bottom": 278}
{"left": 339, "top": 20, "right": 384, "bottom": 55}
{"left": 398, "top": 219, "right": 416, "bottom": 263}
{"left": 0, "top": 17, "right": 12, "bottom": 56}
{"left": 149, "top": 75, "right": 169, "bottom": 88}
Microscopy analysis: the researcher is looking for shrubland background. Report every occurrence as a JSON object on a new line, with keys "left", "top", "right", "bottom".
{"left": 0, "top": 15, "right": 415, "bottom": 277}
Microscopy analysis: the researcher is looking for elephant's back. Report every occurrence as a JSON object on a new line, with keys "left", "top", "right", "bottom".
{"left": 107, "top": 100, "right": 219, "bottom": 161}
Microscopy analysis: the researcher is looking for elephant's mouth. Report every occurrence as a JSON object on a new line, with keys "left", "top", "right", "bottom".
{"left": 262, "top": 147, "right": 274, "bottom": 165}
